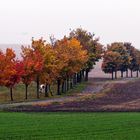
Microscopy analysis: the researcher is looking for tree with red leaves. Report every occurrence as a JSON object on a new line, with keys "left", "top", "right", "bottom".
{"left": 21, "top": 42, "right": 45, "bottom": 99}
{"left": 0, "top": 49, "right": 20, "bottom": 101}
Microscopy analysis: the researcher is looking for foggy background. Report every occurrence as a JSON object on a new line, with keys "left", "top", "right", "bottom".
{"left": 0, "top": 0, "right": 140, "bottom": 55}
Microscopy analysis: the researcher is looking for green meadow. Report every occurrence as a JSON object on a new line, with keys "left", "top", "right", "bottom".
{"left": 0, "top": 112, "right": 140, "bottom": 140}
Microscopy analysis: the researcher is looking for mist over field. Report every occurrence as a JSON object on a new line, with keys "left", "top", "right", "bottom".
{"left": 0, "top": 0, "right": 140, "bottom": 49}
{"left": 0, "top": 44, "right": 26, "bottom": 59}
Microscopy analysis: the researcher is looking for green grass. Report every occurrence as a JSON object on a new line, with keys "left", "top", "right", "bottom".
{"left": 0, "top": 82, "right": 87, "bottom": 104}
{"left": 60, "top": 82, "right": 87, "bottom": 96}
{"left": 0, "top": 82, "right": 36, "bottom": 103}
{"left": 0, "top": 112, "right": 140, "bottom": 140}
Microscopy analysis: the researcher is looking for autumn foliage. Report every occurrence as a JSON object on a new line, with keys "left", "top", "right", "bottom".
{"left": 0, "top": 49, "right": 20, "bottom": 100}
{"left": 69, "top": 28, "right": 103, "bottom": 80}
{"left": 102, "top": 42, "right": 140, "bottom": 79}
{"left": 19, "top": 36, "right": 90, "bottom": 99}
{"left": 0, "top": 28, "right": 139, "bottom": 101}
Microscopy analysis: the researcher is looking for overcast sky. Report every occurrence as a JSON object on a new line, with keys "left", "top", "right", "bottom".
{"left": 0, "top": 0, "right": 140, "bottom": 49}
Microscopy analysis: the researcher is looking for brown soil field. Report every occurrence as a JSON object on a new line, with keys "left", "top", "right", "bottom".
{"left": 41, "top": 79, "right": 140, "bottom": 112}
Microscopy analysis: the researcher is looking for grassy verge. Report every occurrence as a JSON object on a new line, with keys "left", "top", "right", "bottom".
{"left": 0, "top": 112, "right": 140, "bottom": 140}
{"left": 0, "top": 82, "right": 87, "bottom": 104}
{"left": 61, "top": 82, "right": 87, "bottom": 95}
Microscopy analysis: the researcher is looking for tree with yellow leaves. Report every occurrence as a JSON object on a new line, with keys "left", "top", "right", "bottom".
{"left": 69, "top": 28, "right": 103, "bottom": 81}
{"left": 54, "top": 37, "right": 88, "bottom": 95}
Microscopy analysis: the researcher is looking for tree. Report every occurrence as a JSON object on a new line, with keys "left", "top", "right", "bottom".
{"left": 132, "top": 48, "right": 140, "bottom": 77}
{"left": 124, "top": 43, "right": 138, "bottom": 77}
{"left": 17, "top": 57, "right": 34, "bottom": 99}
{"left": 69, "top": 28, "right": 103, "bottom": 81}
{"left": 107, "top": 42, "right": 131, "bottom": 78}
{"left": 53, "top": 37, "right": 88, "bottom": 95}
{"left": 21, "top": 42, "right": 45, "bottom": 99}
{"left": 0, "top": 50, "right": 5, "bottom": 86}
{"left": 0, "top": 48, "right": 20, "bottom": 101}
{"left": 102, "top": 50, "right": 122, "bottom": 80}
{"left": 41, "top": 44, "right": 58, "bottom": 97}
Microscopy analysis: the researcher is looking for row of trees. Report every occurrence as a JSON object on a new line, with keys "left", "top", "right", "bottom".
{"left": 102, "top": 42, "right": 140, "bottom": 79}
{"left": 1, "top": 28, "right": 139, "bottom": 101}
{"left": 0, "top": 28, "right": 103, "bottom": 101}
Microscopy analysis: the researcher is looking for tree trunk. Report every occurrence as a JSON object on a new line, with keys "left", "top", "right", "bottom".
{"left": 111, "top": 71, "right": 114, "bottom": 80}
{"left": 70, "top": 77, "right": 73, "bottom": 89}
{"left": 73, "top": 74, "right": 76, "bottom": 86}
{"left": 82, "top": 69, "right": 85, "bottom": 79}
{"left": 75, "top": 73, "right": 77, "bottom": 84}
{"left": 36, "top": 75, "right": 40, "bottom": 99}
{"left": 126, "top": 69, "right": 128, "bottom": 78}
{"left": 61, "top": 81, "right": 65, "bottom": 93}
{"left": 64, "top": 80, "right": 67, "bottom": 93}
{"left": 10, "top": 87, "right": 13, "bottom": 101}
{"left": 67, "top": 76, "right": 69, "bottom": 91}
{"left": 79, "top": 71, "right": 82, "bottom": 82}
{"left": 115, "top": 70, "right": 117, "bottom": 79}
{"left": 73, "top": 76, "right": 75, "bottom": 86}
{"left": 131, "top": 70, "right": 133, "bottom": 77}
{"left": 85, "top": 69, "right": 89, "bottom": 81}
{"left": 57, "top": 79, "right": 61, "bottom": 95}
{"left": 77, "top": 73, "right": 79, "bottom": 83}
{"left": 136, "top": 70, "right": 139, "bottom": 77}
{"left": 25, "top": 84, "right": 28, "bottom": 99}
{"left": 121, "top": 71, "right": 123, "bottom": 78}
{"left": 48, "top": 84, "right": 53, "bottom": 96}
{"left": 45, "top": 84, "right": 48, "bottom": 97}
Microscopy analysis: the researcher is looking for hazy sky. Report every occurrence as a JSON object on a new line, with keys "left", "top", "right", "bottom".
{"left": 0, "top": 0, "right": 140, "bottom": 49}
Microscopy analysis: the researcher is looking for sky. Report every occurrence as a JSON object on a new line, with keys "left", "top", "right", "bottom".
{"left": 0, "top": 0, "right": 140, "bottom": 49}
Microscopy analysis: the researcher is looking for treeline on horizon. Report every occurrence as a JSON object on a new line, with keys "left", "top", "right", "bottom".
{"left": 0, "top": 28, "right": 140, "bottom": 101}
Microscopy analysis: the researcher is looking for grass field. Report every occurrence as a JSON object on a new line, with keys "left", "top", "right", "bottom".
{"left": 0, "top": 112, "right": 140, "bottom": 140}
{"left": 0, "top": 83, "right": 36, "bottom": 103}
{"left": 0, "top": 82, "right": 87, "bottom": 104}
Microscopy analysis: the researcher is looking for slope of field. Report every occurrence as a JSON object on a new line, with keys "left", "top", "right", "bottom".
{"left": 39, "top": 78, "right": 140, "bottom": 112}
{"left": 0, "top": 112, "right": 140, "bottom": 140}
{"left": 8, "top": 77, "right": 140, "bottom": 112}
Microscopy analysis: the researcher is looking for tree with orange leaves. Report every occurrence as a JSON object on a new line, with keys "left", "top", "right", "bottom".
{"left": 106, "top": 42, "right": 131, "bottom": 78}
{"left": 102, "top": 51, "right": 122, "bottom": 80}
{"left": 0, "top": 50, "right": 5, "bottom": 86}
{"left": 21, "top": 42, "right": 45, "bottom": 99}
{"left": 0, "top": 48, "right": 20, "bottom": 101}
{"left": 54, "top": 37, "right": 88, "bottom": 95}
{"left": 102, "top": 42, "right": 132, "bottom": 79}
{"left": 16, "top": 58, "right": 33, "bottom": 99}
{"left": 135, "top": 49, "right": 140, "bottom": 77}
{"left": 69, "top": 28, "right": 103, "bottom": 81}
